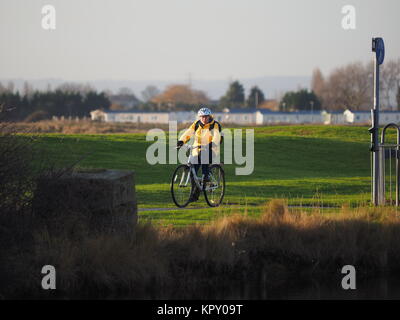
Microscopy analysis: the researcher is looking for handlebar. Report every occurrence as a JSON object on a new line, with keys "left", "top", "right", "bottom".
{"left": 175, "top": 145, "right": 202, "bottom": 150}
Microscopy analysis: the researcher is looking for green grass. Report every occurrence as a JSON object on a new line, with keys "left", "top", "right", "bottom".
{"left": 28, "top": 125, "right": 396, "bottom": 225}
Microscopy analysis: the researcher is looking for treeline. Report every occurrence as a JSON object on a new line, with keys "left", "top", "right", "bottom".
{"left": 278, "top": 59, "right": 400, "bottom": 112}
{"left": 0, "top": 83, "right": 110, "bottom": 122}
{"left": 311, "top": 59, "right": 400, "bottom": 111}
{"left": 146, "top": 82, "right": 267, "bottom": 111}
{"left": 2, "top": 58, "right": 399, "bottom": 120}
{"left": 146, "top": 59, "right": 400, "bottom": 113}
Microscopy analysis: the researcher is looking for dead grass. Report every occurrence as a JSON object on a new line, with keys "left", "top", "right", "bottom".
{"left": 3, "top": 199, "right": 400, "bottom": 299}
{"left": 6, "top": 120, "right": 192, "bottom": 134}
{"left": 3, "top": 113, "right": 398, "bottom": 298}
{"left": 7, "top": 119, "right": 270, "bottom": 134}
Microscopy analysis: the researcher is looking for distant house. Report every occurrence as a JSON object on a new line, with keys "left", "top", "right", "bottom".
{"left": 343, "top": 109, "right": 400, "bottom": 125}
{"left": 90, "top": 109, "right": 106, "bottom": 121}
{"left": 379, "top": 111, "right": 400, "bottom": 125}
{"left": 91, "top": 108, "right": 400, "bottom": 126}
{"left": 169, "top": 111, "right": 197, "bottom": 123}
{"left": 213, "top": 108, "right": 257, "bottom": 125}
{"left": 256, "top": 109, "right": 324, "bottom": 125}
{"left": 90, "top": 109, "right": 197, "bottom": 124}
{"left": 109, "top": 94, "right": 141, "bottom": 110}
{"left": 321, "top": 110, "right": 345, "bottom": 125}
{"left": 90, "top": 110, "right": 169, "bottom": 124}
{"left": 343, "top": 110, "right": 371, "bottom": 124}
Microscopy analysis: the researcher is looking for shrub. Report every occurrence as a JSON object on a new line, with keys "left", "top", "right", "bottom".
{"left": 24, "top": 110, "right": 49, "bottom": 122}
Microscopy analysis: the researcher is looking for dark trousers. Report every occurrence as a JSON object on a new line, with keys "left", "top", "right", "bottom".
{"left": 191, "top": 148, "right": 213, "bottom": 200}
{"left": 193, "top": 148, "right": 213, "bottom": 178}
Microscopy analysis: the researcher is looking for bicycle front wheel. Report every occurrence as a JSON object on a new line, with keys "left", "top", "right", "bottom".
{"left": 203, "top": 164, "right": 225, "bottom": 207}
{"left": 171, "top": 164, "right": 193, "bottom": 208}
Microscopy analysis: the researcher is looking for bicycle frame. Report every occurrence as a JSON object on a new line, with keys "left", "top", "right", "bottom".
{"left": 179, "top": 145, "right": 219, "bottom": 192}
{"left": 187, "top": 151, "right": 203, "bottom": 190}
{"left": 172, "top": 144, "right": 224, "bottom": 207}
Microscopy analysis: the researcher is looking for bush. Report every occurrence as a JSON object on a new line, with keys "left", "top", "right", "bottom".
{"left": 24, "top": 110, "right": 49, "bottom": 122}
{"left": 262, "top": 199, "right": 288, "bottom": 221}
{"left": 0, "top": 123, "right": 37, "bottom": 214}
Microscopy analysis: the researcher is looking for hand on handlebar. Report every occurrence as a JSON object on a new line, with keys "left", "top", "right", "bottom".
{"left": 175, "top": 143, "right": 202, "bottom": 150}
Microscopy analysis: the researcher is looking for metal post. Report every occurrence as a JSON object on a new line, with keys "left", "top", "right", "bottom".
{"left": 378, "top": 145, "right": 385, "bottom": 205}
{"left": 397, "top": 146, "right": 399, "bottom": 206}
{"left": 370, "top": 37, "right": 385, "bottom": 205}
{"left": 371, "top": 52, "right": 380, "bottom": 205}
{"left": 380, "top": 123, "right": 399, "bottom": 206}
{"left": 396, "top": 129, "right": 400, "bottom": 206}
{"left": 390, "top": 147, "right": 392, "bottom": 204}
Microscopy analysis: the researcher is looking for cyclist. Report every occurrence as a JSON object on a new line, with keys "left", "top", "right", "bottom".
{"left": 177, "top": 107, "right": 223, "bottom": 202}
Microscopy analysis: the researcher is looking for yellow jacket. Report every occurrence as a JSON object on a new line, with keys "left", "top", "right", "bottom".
{"left": 179, "top": 118, "right": 222, "bottom": 156}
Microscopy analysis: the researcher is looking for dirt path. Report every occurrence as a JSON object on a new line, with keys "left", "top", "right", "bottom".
{"left": 138, "top": 204, "right": 338, "bottom": 212}
{"left": 138, "top": 205, "right": 242, "bottom": 212}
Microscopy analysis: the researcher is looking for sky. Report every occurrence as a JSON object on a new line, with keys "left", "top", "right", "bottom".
{"left": 0, "top": 0, "right": 399, "bottom": 86}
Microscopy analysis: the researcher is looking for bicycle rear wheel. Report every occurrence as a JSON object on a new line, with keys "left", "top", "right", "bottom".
{"left": 171, "top": 164, "right": 193, "bottom": 208}
{"left": 203, "top": 164, "right": 225, "bottom": 207}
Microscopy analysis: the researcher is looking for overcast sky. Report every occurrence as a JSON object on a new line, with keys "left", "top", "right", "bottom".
{"left": 0, "top": 0, "right": 399, "bottom": 83}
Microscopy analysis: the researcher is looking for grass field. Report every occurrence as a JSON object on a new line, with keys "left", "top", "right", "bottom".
{"left": 29, "top": 125, "right": 395, "bottom": 226}
{"left": 5, "top": 124, "right": 400, "bottom": 299}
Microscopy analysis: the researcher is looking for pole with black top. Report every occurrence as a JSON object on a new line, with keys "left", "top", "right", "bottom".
{"left": 370, "top": 37, "right": 385, "bottom": 205}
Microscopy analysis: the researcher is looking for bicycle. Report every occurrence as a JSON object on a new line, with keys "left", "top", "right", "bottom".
{"left": 171, "top": 145, "right": 225, "bottom": 208}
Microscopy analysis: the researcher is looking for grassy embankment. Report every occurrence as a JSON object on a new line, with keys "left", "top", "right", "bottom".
{"left": 4, "top": 200, "right": 400, "bottom": 299}
{"left": 3, "top": 124, "right": 400, "bottom": 298}
{"left": 26, "top": 125, "right": 397, "bottom": 226}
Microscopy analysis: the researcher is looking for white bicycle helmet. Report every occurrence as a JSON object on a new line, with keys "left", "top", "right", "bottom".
{"left": 198, "top": 107, "right": 212, "bottom": 116}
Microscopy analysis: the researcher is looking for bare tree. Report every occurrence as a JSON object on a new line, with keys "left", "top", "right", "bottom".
{"left": 311, "top": 68, "right": 325, "bottom": 97}
{"left": 381, "top": 59, "right": 400, "bottom": 110}
{"left": 311, "top": 68, "right": 326, "bottom": 108}
{"left": 152, "top": 84, "right": 209, "bottom": 110}
{"left": 23, "top": 81, "right": 34, "bottom": 99}
{"left": 6, "top": 81, "right": 15, "bottom": 93}
{"left": 397, "top": 86, "right": 400, "bottom": 109}
{"left": 0, "top": 82, "right": 6, "bottom": 94}
{"left": 396, "top": 59, "right": 400, "bottom": 89}
{"left": 141, "top": 85, "right": 160, "bottom": 102}
{"left": 322, "top": 62, "right": 372, "bottom": 111}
